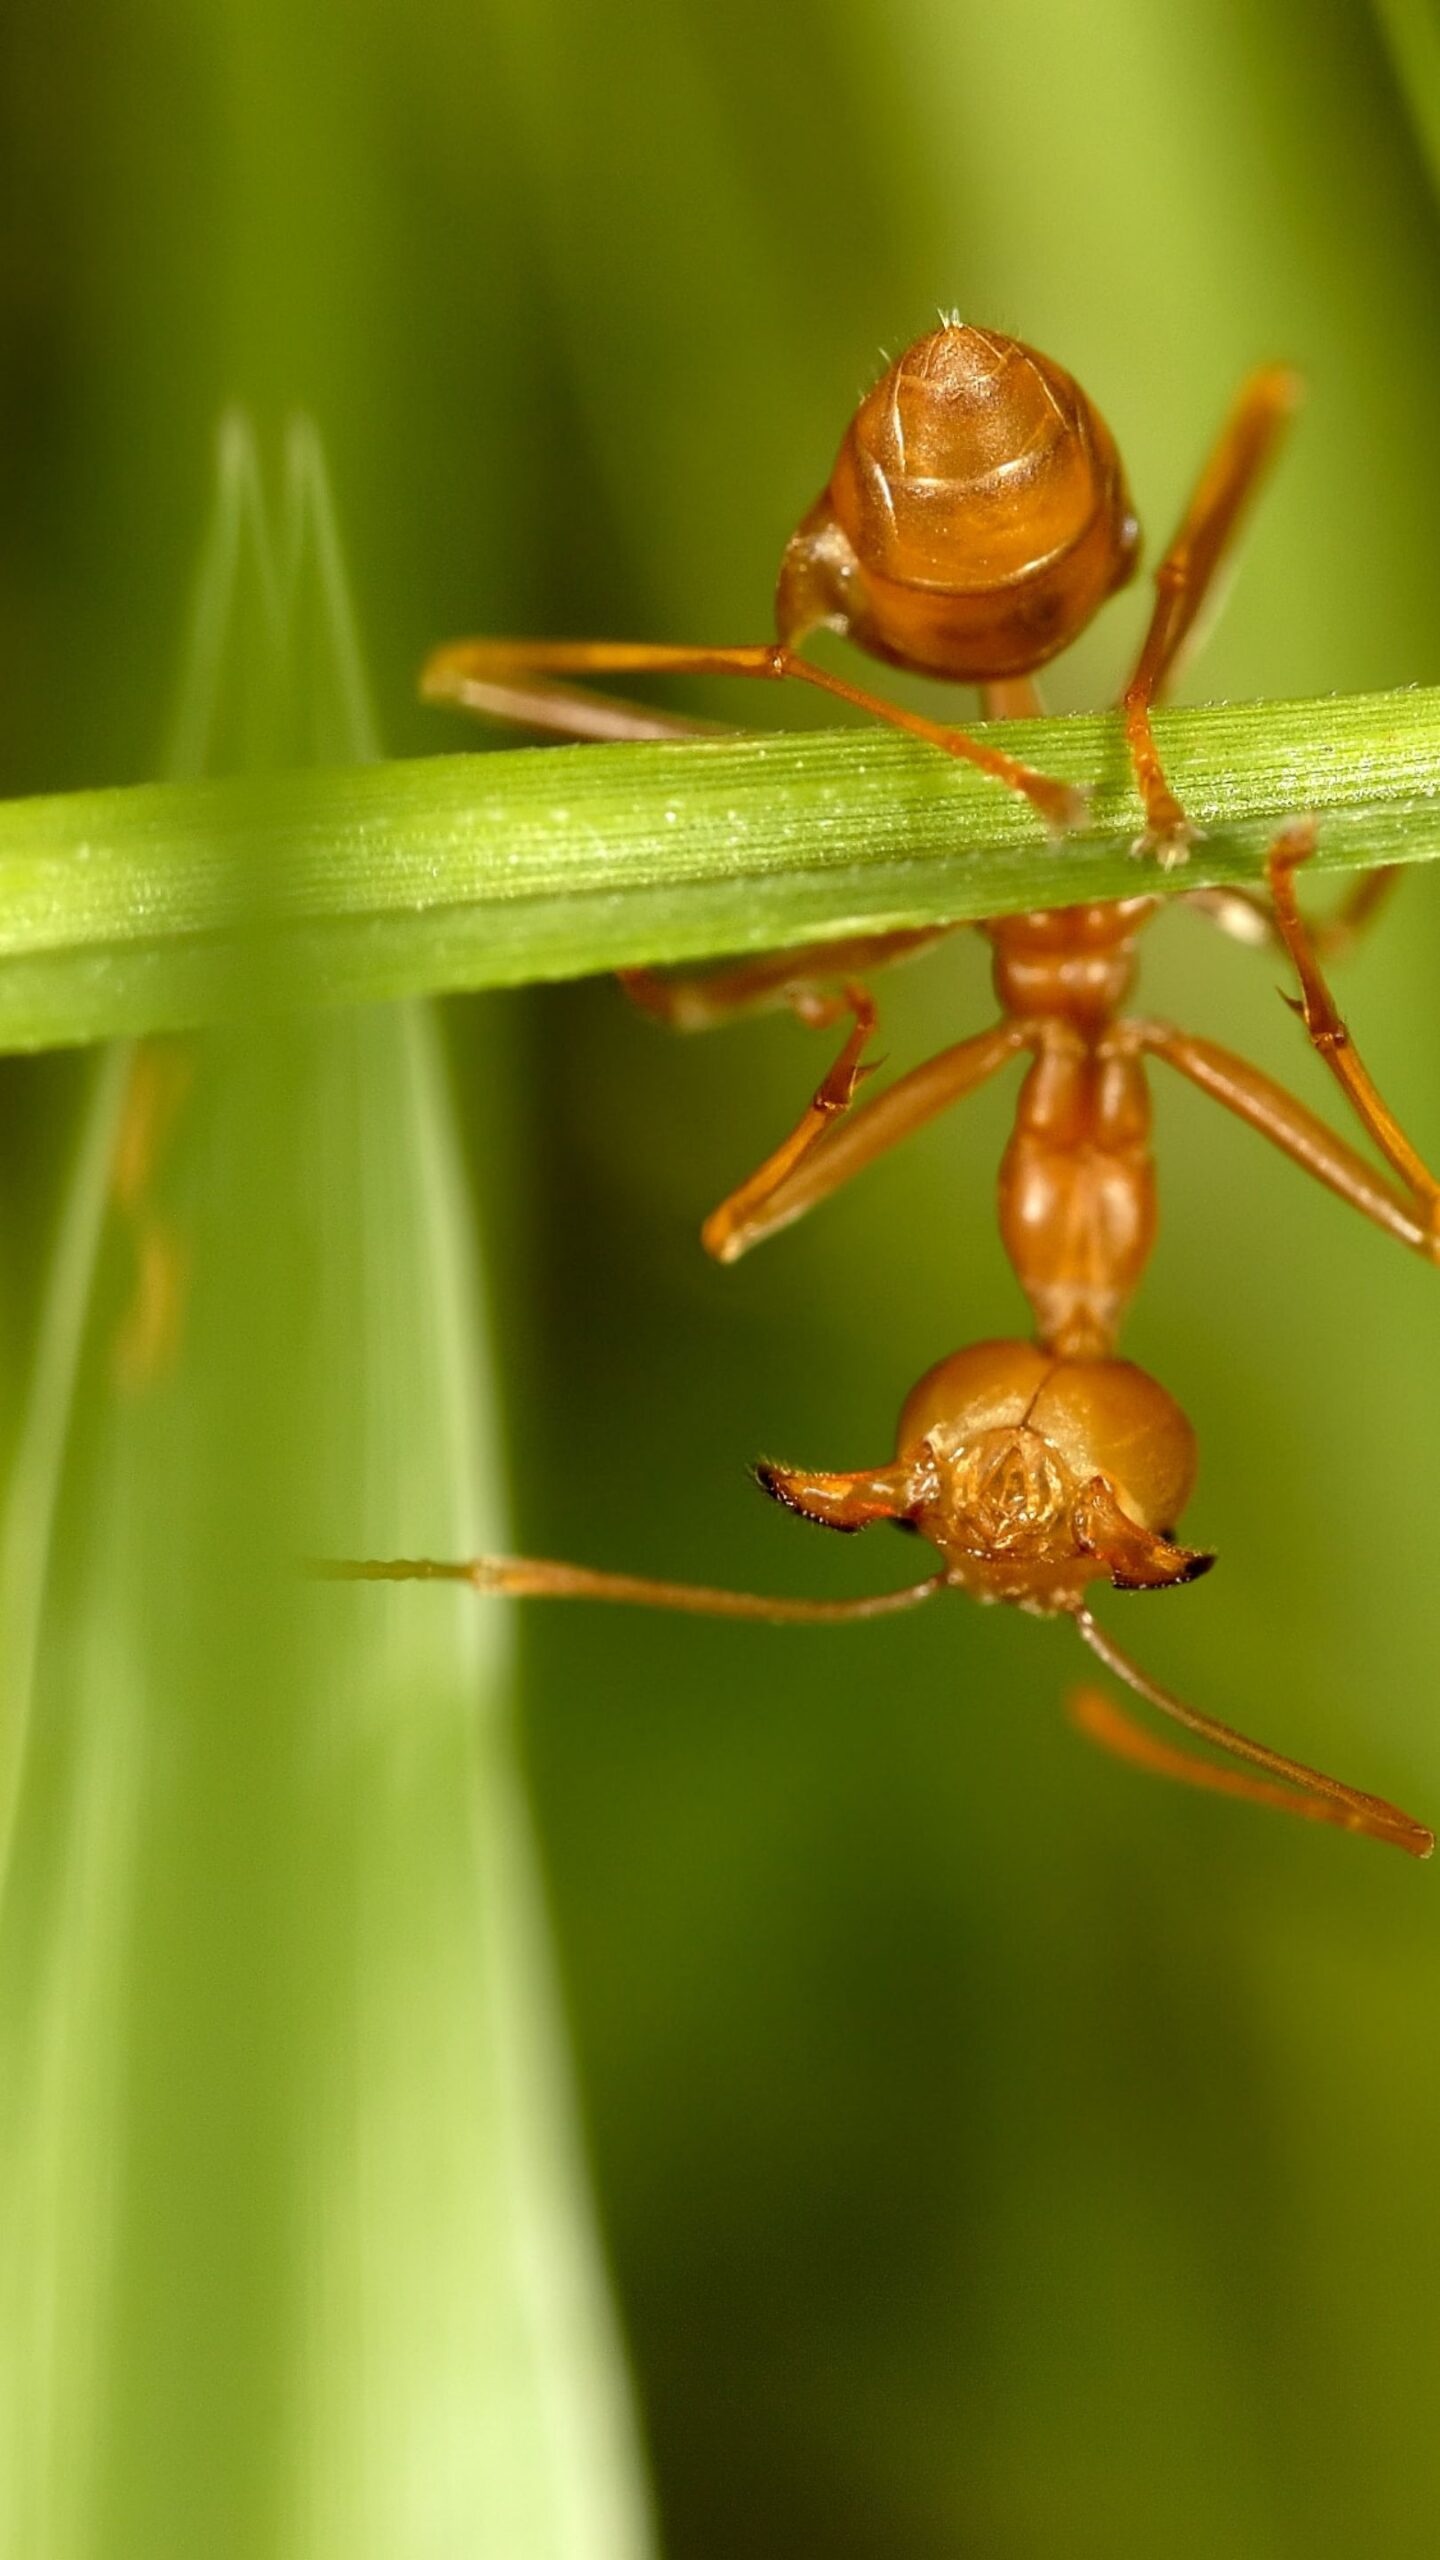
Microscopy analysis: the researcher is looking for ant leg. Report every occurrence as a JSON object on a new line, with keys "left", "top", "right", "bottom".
{"left": 1137, "top": 812, "right": 1440, "bottom": 1248}
{"left": 1294, "top": 860, "right": 1403, "bottom": 960}
{"left": 618, "top": 925, "right": 957, "bottom": 1034}
{"left": 980, "top": 677, "right": 1044, "bottom": 722}
{"left": 422, "top": 637, "right": 1084, "bottom": 833}
{"left": 1071, "top": 1685, "right": 1338, "bottom": 1820}
{"left": 421, "top": 650, "right": 727, "bottom": 745}
{"left": 1068, "top": 1684, "right": 1432, "bottom": 1853}
{"left": 1069, "top": 1612, "right": 1432, "bottom": 1857}
{"left": 1179, "top": 884, "right": 1276, "bottom": 951}
{"left": 1183, "top": 863, "right": 1404, "bottom": 960}
{"left": 317, "top": 1552, "right": 944, "bottom": 1624}
{"left": 625, "top": 933, "right": 977, "bottom": 1260}
{"left": 703, "top": 1017, "right": 1031, "bottom": 1264}
{"left": 622, "top": 944, "right": 1024, "bottom": 1265}
{"left": 1265, "top": 822, "right": 1440, "bottom": 1221}
{"left": 1120, "top": 835, "right": 1437, "bottom": 1252}
{"left": 1120, "top": 365, "right": 1301, "bottom": 862}
{"left": 1133, "top": 1016, "right": 1437, "bottom": 1259}
{"left": 699, "top": 977, "right": 879, "bottom": 1263}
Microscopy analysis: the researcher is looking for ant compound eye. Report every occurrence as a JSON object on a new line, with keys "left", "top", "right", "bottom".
{"left": 1028, "top": 1361, "right": 1198, "bottom": 1541}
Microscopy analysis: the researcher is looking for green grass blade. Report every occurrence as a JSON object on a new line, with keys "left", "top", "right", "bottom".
{"left": 0, "top": 684, "right": 1437, "bottom": 1048}
{"left": 1371, "top": 0, "right": 1440, "bottom": 200}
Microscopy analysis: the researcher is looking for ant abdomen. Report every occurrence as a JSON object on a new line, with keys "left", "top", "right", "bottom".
{"left": 775, "top": 324, "right": 1141, "bottom": 682}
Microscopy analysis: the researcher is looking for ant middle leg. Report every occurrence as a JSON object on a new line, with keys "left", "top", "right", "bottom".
{"left": 623, "top": 932, "right": 1028, "bottom": 1267}
{"left": 1136, "top": 1016, "right": 1436, "bottom": 1260}
{"left": 1265, "top": 821, "right": 1440, "bottom": 1228}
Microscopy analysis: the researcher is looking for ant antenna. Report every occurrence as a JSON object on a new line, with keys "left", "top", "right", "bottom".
{"left": 314, "top": 1551, "right": 945, "bottom": 1624}
{"left": 1068, "top": 1607, "right": 1433, "bottom": 1858}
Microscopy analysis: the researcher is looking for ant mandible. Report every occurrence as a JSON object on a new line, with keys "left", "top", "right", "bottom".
{"left": 339, "top": 324, "right": 1437, "bottom": 1857}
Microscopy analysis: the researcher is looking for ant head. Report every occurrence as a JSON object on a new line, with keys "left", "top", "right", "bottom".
{"left": 775, "top": 324, "right": 1140, "bottom": 684}
{"left": 759, "top": 1339, "right": 1211, "bottom": 1611}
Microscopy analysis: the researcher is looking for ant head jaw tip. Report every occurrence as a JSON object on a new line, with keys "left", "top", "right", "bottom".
{"left": 753, "top": 1456, "right": 919, "bottom": 1535}
{"left": 754, "top": 1458, "right": 838, "bottom": 1529}
{"left": 753, "top": 1458, "right": 853, "bottom": 1531}
{"left": 1110, "top": 1543, "right": 1215, "bottom": 1593}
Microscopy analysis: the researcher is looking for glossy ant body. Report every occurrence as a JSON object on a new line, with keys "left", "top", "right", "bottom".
{"left": 338, "top": 325, "right": 1436, "bottom": 1856}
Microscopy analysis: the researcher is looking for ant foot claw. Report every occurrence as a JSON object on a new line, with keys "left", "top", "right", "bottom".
{"left": 1034, "top": 777, "right": 1089, "bottom": 838}
{"left": 1268, "top": 814, "right": 1320, "bottom": 875}
{"left": 1130, "top": 821, "right": 1198, "bottom": 871}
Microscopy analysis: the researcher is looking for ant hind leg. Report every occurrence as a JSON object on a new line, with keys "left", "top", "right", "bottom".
{"left": 423, "top": 636, "right": 1084, "bottom": 830}
{"left": 1183, "top": 862, "right": 1403, "bottom": 961}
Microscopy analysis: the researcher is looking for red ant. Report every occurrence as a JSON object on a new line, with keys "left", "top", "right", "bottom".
{"left": 335, "top": 324, "right": 1436, "bottom": 1857}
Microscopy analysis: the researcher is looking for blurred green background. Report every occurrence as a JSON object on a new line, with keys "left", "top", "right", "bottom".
{"left": 3, "top": 0, "right": 1440, "bottom": 2553}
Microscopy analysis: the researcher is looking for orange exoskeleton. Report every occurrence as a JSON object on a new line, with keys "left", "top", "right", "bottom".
{"left": 327, "top": 325, "right": 1434, "bottom": 1858}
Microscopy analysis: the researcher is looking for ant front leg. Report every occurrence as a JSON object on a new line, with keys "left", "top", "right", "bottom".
{"left": 616, "top": 927, "right": 985, "bottom": 1264}
{"left": 614, "top": 945, "right": 884, "bottom": 1261}
{"left": 701, "top": 976, "right": 880, "bottom": 1264}
{"left": 637, "top": 964, "right": 1030, "bottom": 1265}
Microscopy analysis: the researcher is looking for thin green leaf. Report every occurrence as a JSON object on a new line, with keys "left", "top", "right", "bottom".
{"left": 0, "top": 685, "right": 1438, "bottom": 1050}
